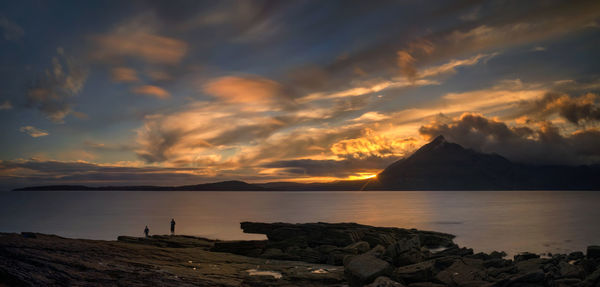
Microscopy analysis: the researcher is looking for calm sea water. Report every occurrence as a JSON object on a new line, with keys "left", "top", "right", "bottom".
{"left": 1, "top": 190, "right": 599, "bottom": 256}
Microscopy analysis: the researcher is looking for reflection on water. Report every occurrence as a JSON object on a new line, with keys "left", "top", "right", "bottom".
{"left": 0, "top": 190, "right": 599, "bottom": 256}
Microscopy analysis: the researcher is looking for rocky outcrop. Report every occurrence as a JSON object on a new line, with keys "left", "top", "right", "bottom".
{"left": 2, "top": 223, "right": 600, "bottom": 287}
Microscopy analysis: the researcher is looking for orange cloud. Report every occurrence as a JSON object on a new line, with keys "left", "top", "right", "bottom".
{"left": 203, "top": 76, "right": 285, "bottom": 105}
{"left": 111, "top": 67, "right": 139, "bottom": 82}
{"left": 131, "top": 85, "right": 170, "bottom": 99}
{"left": 92, "top": 33, "right": 188, "bottom": 64}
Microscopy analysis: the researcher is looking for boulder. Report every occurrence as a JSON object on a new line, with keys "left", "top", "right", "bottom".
{"left": 364, "top": 276, "right": 406, "bottom": 287}
{"left": 567, "top": 251, "right": 584, "bottom": 261}
{"left": 344, "top": 253, "right": 393, "bottom": 287}
{"left": 435, "top": 258, "right": 489, "bottom": 286}
{"left": 385, "top": 235, "right": 424, "bottom": 266}
{"left": 392, "top": 260, "right": 437, "bottom": 284}
{"left": 505, "top": 270, "right": 546, "bottom": 285}
{"left": 514, "top": 252, "right": 540, "bottom": 262}
{"left": 587, "top": 245, "right": 600, "bottom": 259}
{"left": 557, "top": 261, "right": 584, "bottom": 279}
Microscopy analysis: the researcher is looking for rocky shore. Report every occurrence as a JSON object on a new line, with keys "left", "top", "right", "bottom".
{"left": 1, "top": 222, "right": 599, "bottom": 286}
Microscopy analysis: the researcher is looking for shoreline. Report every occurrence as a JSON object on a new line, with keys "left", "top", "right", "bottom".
{"left": 1, "top": 222, "right": 600, "bottom": 286}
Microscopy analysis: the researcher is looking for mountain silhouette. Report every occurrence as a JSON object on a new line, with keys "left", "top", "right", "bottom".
{"left": 374, "top": 135, "right": 600, "bottom": 190}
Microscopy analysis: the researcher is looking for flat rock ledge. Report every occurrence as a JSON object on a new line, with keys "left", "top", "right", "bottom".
{"left": 1, "top": 223, "right": 599, "bottom": 287}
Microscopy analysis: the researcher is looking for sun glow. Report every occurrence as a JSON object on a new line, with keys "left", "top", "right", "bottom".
{"left": 347, "top": 173, "right": 377, "bottom": 180}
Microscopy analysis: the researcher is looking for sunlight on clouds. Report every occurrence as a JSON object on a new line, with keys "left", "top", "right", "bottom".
{"left": 19, "top": 126, "right": 49, "bottom": 138}
{"left": 131, "top": 85, "right": 170, "bottom": 99}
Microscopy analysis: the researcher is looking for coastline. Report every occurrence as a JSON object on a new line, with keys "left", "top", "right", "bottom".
{"left": 1, "top": 222, "right": 599, "bottom": 286}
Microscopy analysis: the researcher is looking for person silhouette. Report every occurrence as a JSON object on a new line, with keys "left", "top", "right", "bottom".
{"left": 144, "top": 225, "right": 149, "bottom": 237}
{"left": 170, "top": 219, "right": 176, "bottom": 235}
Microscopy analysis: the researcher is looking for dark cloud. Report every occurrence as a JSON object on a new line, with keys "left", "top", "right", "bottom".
{"left": 419, "top": 113, "right": 600, "bottom": 165}
{"left": 25, "top": 49, "right": 88, "bottom": 123}
{"left": 263, "top": 156, "right": 395, "bottom": 178}
{"left": 518, "top": 92, "right": 600, "bottom": 125}
{"left": 0, "top": 16, "right": 24, "bottom": 41}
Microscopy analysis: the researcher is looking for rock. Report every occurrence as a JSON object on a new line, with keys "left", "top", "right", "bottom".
{"left": 581, "top": 268, "right": 600, "bottom": 287}
{"left": 567, "top": 251, "right": 584, "bottom": 261}
{"left": 345, "top": 241, "right": 371, "bottom": 254}
{"left": 515, "top": 258, "right": 546, "bottom": 274}
{"left": 489, "top": 251, "right": 507, "bottom": 259}
{"left": 506, "top": 270, "right": 546, "bottom": 285}
{"left": 211, "top": 240, "right": 266, "bottom": 256}
{"left": 385, "top": 235, "right": 424, "bottom": 266}
{"left": 407, "top": 283, "right": 446, "bottom": 287}
{"left": 364, "top": 276, "right": 406, "bottom": 287}
{"left": 435, "top": 258, "right": 489, "bottom": 286}
{"left": 587, "top": 246, "right": 600, "bottom": 259}
{"left": 21, "top": 232, "right": 37, "bottom": 239}
{"left": 558, "top": 260, "right": 584, "bottom": 279}
{"left": 118, "top": 235, "right": 215, "bottom": 249}
{"left": 483, "top": 258, "right": 510, "bottom": 268}
{"left": 392, "top": 260, "right": 437, "bottom": 284}
{"left": 514, "top": 252, "right": 540, "bottom": 262}
{"left": 554, "top": 278, "right": 582, "bottom": 286}
{"left": 344, "top": 253, "right": 393, "bottom": 287}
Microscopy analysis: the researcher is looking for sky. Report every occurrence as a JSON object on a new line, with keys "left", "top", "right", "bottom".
{"left": 0, "top": 0, "right": 599, "bottom": 188}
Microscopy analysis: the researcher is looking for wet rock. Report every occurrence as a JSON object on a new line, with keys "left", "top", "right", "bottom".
{"left": 344, "top": 253, "right": 393, "bottom": 287}
{"left": 587, "top": 246, "right": 600, "bottom": 259}
{"left": 364, "top": 276, "right": 406, "bottom": 287}
{"left": 392, "top": 260, "right": 437, "bottom": 284}
{"left": 514, "top": 252, "right": 540, "bottom": 262}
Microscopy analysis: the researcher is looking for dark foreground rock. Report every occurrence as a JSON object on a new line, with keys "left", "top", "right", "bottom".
{"left": 0, "top": 232, "right": 344, "bottom": 286}
{"left": 1, "top": 222, "right": 600, "bottom": 287}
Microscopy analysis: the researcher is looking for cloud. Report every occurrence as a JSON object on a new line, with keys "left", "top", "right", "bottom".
{"left": 0, "top": 16, "right": 24, "bottom": 41}
{"left": 131, "top": 85, "right": 170, "bottom": 99}
{"left": 331, "top": 130, "right": 417, "bottom": 159}
{"left": 25, "top": 49, "right": 88, "bottom": 123}
{"left": 203, "top": 75, "right": 293, "bottom": 110}
{"left": 351, "top": 112, "right": 390, "bottom": 122}
{"left": 262, "top": 156, "right": 394, "bottom": 178}
{"left": 90, "top": 15, "right": 188, "bottom": 65}
{"left": 92, "top": 33, "right": 188, "bottom": 64}
{"left": 0, "top": 100, "right": 12, "bottom": 110}
{"left": 517, "top": 92, "right": 600, "bottom": 125}
{"left": 111, "top": 67, "right": 139, "bottom": 82}
{"left": 419, "top": 113, "right": 600, "bottom": 165}
{"left": 19, "top": 126, "right": 49, "bottom": 138}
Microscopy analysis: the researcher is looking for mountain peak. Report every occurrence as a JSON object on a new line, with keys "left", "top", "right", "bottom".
{"left": 430, "top": 135, "right": 446, "bottom": 145}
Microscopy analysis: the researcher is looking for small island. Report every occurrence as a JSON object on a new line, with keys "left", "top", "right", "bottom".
{"left": 1, "top": 222, "right": 599, "bottom": 286}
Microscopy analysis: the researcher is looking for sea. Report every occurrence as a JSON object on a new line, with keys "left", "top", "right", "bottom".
{"left": 1, "top": 190, "right": 599, "bottom": 257}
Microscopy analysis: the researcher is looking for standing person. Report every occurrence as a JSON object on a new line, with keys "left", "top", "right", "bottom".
{"left": 170, "top": 218, "right": 176, "bottom": 235}
{"left": 144, "top": 225, "right": 149, "bottom": 237}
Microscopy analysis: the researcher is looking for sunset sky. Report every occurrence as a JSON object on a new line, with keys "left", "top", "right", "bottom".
{"left": 1, "top": 0, "right": 599, "bottom": 188}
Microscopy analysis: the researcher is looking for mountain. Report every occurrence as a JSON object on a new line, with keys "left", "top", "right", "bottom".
{"left": 13, "top": 136, "right": 600, "bottom": 191}
{"left": 374, "top": 135, "right": 600, "bottom": 190}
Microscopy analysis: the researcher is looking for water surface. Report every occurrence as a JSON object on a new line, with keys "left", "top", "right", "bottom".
{"left": 1, "top": 190, "right": 598, "bottom": 256}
